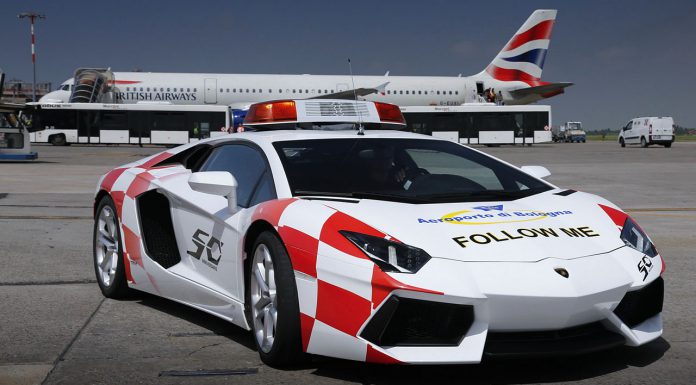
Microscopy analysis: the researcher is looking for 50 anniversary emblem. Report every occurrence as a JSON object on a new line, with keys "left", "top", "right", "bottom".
{"left": 417, "top": 205, "right": 573, "bottom": 225}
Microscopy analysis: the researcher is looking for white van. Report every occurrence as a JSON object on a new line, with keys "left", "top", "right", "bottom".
{"left": 619, "top": 117, "right": 674, "bottom": 148}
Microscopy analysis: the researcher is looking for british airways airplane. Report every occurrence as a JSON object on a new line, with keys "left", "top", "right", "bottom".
{"left": 40, "top": 10, "right": 570, "bottom": 108}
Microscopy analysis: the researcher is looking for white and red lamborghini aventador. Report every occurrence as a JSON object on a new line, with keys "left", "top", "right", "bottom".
{"left": 93, "top": 100, "right": 664, "bottom": 366}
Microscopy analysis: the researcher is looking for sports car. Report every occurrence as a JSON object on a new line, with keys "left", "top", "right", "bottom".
{"left": 93, "top": 99, "right": 664, "bottom": 366}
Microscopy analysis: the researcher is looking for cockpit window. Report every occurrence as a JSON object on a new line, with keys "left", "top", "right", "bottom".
{"left": 60, "top": 84, "right": 71, "bottom": 91}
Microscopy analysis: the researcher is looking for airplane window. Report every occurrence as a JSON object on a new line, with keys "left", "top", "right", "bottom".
{"left": 449, "top": 91, "right": 452, "bottom": 95}
{"left": 418, "top": 91, "right": 422, "bottom": 95}
{"left": 194, "top": 88, "right": 197, "bottom": 92}
{"left": 311, "top": 89, "right": 315, "bottom": 93}
{"left": 180, "top": 88, "right": 183, "bottom": 92}
{"left": 226, "top": 88, "right": 230, "bottom": 93}
{"left": 325, "top": 90, "right": 328, "bottom": 93}
{"left": 269, "top": 89, "right": 272, "bottom": 93}
{"left": 436, "top": 91, "right": 440, "bottom": 95}
{"left": 455, "top": 91, "right": 459, "bottom": 95}
{"left": 187, "top": 88, "right": 190, "bottom": 92}
{"left": 299, "top": 90, "right": 303, "bottom": 93}
{"left": 412, "top": 90, "right": 415, "bottom": 94}
{"left": 140, "top": 87, "right": 143, "bottom": 91}
{"left": 305, "top": 89, "right": 309, "bottom": 93}
{"left": 405, "top": 91, "right": 409, "bottom": 95}
{"left": 279, "top": 89, "right": 282, "bottom": 93}
{"left": 125, "top": 87, "right": 129, "bottom": 92}
{"left": 293, "top": 89, "right": 296, "bottom": 93}
{"left": 246, "top": 89, "right": 249, "bottom": 93}
{"left": 399, "top": 90, "right": 403, "bottom": 94}
{"left": 220, "top": 88, "right": 223, "bottom": 93}
{"left": 160, "top": 88, "right": 164, "bottom": 92}
{"left": 167, "top": 88, "right": 171, "bottom": 92}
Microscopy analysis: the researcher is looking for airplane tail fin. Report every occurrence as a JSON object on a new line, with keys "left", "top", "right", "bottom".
{"left": 479, "top": 9, "right": 557, "bottom": 86}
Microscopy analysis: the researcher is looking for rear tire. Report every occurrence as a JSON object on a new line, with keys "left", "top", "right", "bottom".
{"left": 620, "top": 138, "right": 625, "bottom": 147}
{"left": 247, "top": 231, "right": 303, "bottom": 367}
{"left": 50, "top": 134, "right": 67, "bottom": 146}
{"left": 93, "top": 195, "right": 130, "bottom": 298}
{"left": 640, "top": 137, "right": 648, "bottom": 148}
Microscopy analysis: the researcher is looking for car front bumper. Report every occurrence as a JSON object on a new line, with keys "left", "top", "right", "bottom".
{"left": 297, "top": 246, "right": 664, "bottom": 364}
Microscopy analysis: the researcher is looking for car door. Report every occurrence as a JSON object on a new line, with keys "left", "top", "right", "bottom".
{"left": 167, "top": 143, "right": 276, "bottom": 303}
{"left": 623, "top": 120, "right": 636, "bottom": 144}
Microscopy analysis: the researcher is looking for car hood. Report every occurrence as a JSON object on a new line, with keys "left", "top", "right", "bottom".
{"left": 317, "top": 191, "right": 625, "bottom": 262}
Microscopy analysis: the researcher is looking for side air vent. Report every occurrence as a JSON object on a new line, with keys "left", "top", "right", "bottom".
{"left": 137, "top": 190, "right": 181, "bottom": 269}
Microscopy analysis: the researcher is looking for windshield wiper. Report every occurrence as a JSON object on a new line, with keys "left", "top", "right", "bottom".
{"left": 294, "top": 190, "right": 428, "bottom": 204}
{"left": 419, "top": 188, "right": 546, "bottom": 201}
{"left": 295, "top": 190, "right": 354, "bottom": 198}
{"left": 350, "top": 191, "right": 430, "bottom": 204}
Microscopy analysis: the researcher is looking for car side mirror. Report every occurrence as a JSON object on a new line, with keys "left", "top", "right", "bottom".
{"left": 521, "top": 165, "right": 551, "bottom": 179}
{"left": 188, "top": 171, "right": 239, "bottom": 213}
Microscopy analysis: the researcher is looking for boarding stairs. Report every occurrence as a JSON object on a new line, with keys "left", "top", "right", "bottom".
{"left": 69, "top": 68, "right": 114, "bottom": 103}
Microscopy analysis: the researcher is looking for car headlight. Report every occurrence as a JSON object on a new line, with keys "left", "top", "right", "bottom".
{"left": 340, "top": 231, "right": 431, "bottom": 273}
{"left": 621, "top": 217, "right": 658, "bottom": 258}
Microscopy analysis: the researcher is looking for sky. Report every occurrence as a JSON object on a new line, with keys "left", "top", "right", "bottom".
{"left": 1, "top": 0, "right": 695, "bottom": 130}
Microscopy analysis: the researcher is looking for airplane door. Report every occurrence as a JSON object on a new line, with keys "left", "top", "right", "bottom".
{"left": 204, "top": 78, "right": 217, "bottom": 104}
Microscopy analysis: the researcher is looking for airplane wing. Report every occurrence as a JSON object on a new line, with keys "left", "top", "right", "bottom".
{"left": 312, "top": 82, "right": 390, "bottom": 100}
{"left": 510, "top": 82, "right": 574, "bottom": 99}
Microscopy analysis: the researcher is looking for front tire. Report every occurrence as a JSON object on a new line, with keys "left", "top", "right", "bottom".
{"left": 248, "top": 231, "right": 303, "bottom": 367}
{"left": 620, "top": 138, "right": 626, "bottom": 147}
{"left": 93, "top": 196, "right": 130, "bottom": 298}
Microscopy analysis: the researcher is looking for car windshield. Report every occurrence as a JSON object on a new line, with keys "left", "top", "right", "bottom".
{"left": 273, "top": 138, "right": 552, "bottom": 203}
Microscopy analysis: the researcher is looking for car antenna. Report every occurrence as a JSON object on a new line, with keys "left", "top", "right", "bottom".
{"left": 348, "top": 58, "right": 364, "bottom": 136}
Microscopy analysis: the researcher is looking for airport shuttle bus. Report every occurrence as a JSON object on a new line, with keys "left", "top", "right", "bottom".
{"left": 31, "top": 103, "right": 231, "bottom": 145}
{"left": 400, "top": 104, "right": 552, "bottom": 145}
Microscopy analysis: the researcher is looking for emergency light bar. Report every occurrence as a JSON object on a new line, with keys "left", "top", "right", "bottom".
{"left": 242, "top": 99, "right": 406, "bottom": 127}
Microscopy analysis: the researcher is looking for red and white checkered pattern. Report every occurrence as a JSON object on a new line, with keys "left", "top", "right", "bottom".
{"left": 98, "top": 151, "right": 184, "bottom": 286}
{"left": 252, "top": 198, "right": 443, "bottom": 363}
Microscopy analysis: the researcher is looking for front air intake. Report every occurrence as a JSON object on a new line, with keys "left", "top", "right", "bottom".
{"left": 614, "top": 277, "right": 664, "bottom": 328}
{"left": 360, "top": 296, "right": 474, "bottom": 347}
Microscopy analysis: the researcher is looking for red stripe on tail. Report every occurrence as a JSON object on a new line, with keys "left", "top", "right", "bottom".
{"left": 504, "top": 19, "right": 554, "bottom": 51}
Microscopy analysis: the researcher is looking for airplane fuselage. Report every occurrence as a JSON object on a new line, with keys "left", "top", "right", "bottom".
{"left": 44, "top": 72, "right": 538, "bottom": 107}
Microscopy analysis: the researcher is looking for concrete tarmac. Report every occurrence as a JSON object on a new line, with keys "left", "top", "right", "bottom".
{"left": 1, "top": 141, "right": 694, "bottom": 384}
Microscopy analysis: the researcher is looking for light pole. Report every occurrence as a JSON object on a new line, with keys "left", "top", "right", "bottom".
{"left": 18, "top": 12, "right": 45, "bottom": 102}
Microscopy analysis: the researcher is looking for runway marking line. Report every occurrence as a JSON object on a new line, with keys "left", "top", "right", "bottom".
{"left": 0, "top": 215, "right": 91, "bottom": 220}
